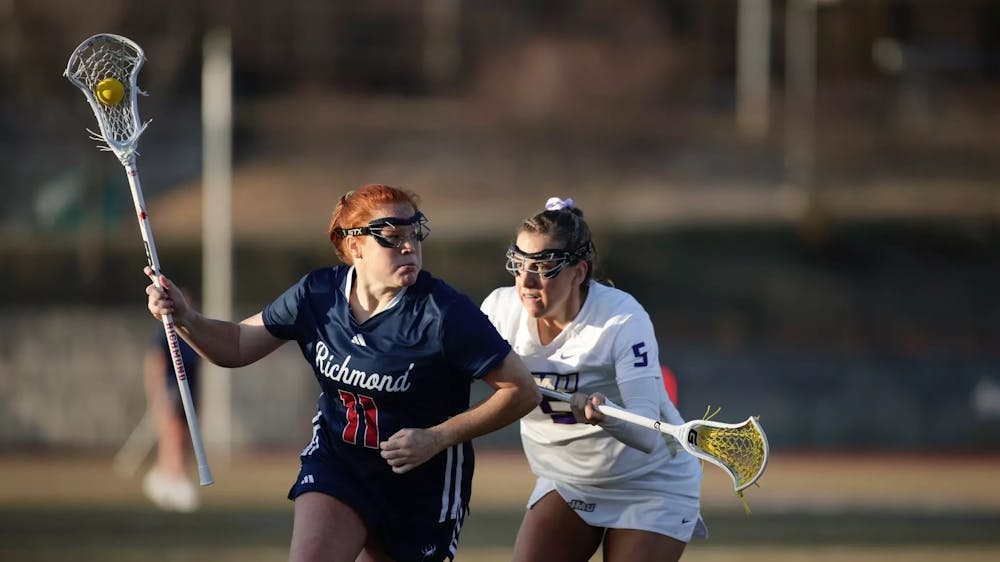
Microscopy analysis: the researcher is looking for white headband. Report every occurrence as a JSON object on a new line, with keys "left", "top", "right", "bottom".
{"left": 545, "top": 197, "right": 575, "bottom": 211}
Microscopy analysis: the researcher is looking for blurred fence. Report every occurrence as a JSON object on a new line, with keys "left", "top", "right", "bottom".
{"left": 3, "top": 307, "right": 997, "bottom": 451}
{"left": 669, "top": 347, "right": 1000, "bottom": 449}
{"left": 0, "top": 307, "right": 314, "bottom": 450}
{"left": 2, "top": 223, "right": 997, "bottom": 450}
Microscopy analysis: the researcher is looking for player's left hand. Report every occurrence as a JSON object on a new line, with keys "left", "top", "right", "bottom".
{"left": 379, "top": 428, "right": 445, "bottom": 474}
{"left": 570, "top": 392, "right": 607, "bottom": 425}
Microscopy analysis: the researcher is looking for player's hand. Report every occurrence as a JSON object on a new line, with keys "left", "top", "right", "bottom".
{"left": 570, "top": 392, "right": 607, "bottom": 425}
{"left": 144, "top": 267, "right": 192, "bottom": 325}
{"left": 379, "top": 428, "right": 446, "bottom": 474}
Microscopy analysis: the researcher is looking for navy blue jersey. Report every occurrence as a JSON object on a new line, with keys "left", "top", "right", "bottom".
{"left": 262, "top": 266, "right": 510, "bottom": 503}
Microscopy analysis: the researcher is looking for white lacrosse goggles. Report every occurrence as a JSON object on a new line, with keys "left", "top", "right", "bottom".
{"left": 340, "top": 212, "right": 430, "bottom": 248}
{"left": 505, "top": 243, "right": 592, "bottom": 279}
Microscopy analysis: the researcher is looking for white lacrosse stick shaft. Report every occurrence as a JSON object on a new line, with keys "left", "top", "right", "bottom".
{"left": 538, "top": 387, "right": 687, "bottom": 440}
{"left": 537, "top": 386, "right": 768, "bottom": 492}
{"left": 125, "top": 158, "right": 213, "bottom": 486}
{"left": 66, "top": 33, "right": 214, "bottom": 486}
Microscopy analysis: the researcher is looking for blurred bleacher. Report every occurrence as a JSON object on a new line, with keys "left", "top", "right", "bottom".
{"left": 0, "top": 0, "right": 998, "bottom": 451}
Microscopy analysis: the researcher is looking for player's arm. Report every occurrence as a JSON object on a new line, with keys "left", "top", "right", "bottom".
{"left": 380, "top": 351, "right": 540, "bottom": 474}
{"left": 442, "top": 350, "right": 541, "bottom": 441}
{"left": 573, "top": 378, "right": 665, "bottom": 454}
{"left": 573, "top": 311, "right": 665, "bottom": 453}
{"left": 175, "top": 311, "right": 284, "bottom": 368}
{"left": 145, "top": 268, "right": 284, "bottom": 368}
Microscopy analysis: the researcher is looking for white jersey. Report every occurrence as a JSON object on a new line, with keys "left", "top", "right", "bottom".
{"left": 482, "top": 281, "right": 702, "bottom": 487}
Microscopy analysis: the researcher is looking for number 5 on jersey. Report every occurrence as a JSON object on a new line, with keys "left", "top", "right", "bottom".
{"left": 632, "top": 342, "right": 648, "bottom": 367}
{"left": 338, "top": 390, "right": 379, "bottom": 448}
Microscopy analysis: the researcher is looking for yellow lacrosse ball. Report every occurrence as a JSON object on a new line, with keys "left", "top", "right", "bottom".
{"left": 95, "top": 78, "right": 125, "bottom": 106}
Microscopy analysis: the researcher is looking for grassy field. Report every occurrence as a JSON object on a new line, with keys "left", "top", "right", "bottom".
{"left": 2, "top": 451, "right": 999, "bottom": 561}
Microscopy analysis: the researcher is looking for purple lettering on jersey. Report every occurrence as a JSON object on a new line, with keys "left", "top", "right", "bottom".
{"left": 533, "top": 371, "right": 579, "bottom": 424}
{"left": 631, "top": 342, "right": 648, "bottom": 367}
{"left": 533, "top": 371, "right": 579, "bottom": 393}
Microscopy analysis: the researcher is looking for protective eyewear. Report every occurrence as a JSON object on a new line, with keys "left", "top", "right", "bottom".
{"left": 340, "top": 212, "right": 430, "bottom": 249}
{"left": 505, "top": 243, "right": 590, "bottom": 279}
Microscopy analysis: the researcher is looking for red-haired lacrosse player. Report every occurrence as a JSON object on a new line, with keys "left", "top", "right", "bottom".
{"left": 481, "top": 197, "right": 706, "bottom": 562}
{"left": 145, "top": 184, "right": 540, "bottom": 562}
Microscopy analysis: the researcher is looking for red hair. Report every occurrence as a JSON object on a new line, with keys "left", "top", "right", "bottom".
{"left": 328, "top": 184, "right": 421, "bottom": 264}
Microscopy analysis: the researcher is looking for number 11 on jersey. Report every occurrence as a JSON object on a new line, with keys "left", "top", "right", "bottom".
{"left": 339, "top": 390, "right": 380, "bottom": 448}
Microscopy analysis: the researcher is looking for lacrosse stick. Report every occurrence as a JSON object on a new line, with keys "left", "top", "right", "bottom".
{"left": 65, "top": 33, "right": 213, "bottom": 486}
{"left": 538, "top": 387, "right": 768, "bottom": 494}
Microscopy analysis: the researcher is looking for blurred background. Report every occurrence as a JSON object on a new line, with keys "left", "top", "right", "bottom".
{"left": 1, "top": 0, "right": 999, "bottom": 560}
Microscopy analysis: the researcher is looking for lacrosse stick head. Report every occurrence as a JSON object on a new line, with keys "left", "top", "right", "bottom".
{"left": 682, "top": 416, "right": 769, "bottom": 493}
{"left": 64, "top": 33, "right": 149, "bottom": 164}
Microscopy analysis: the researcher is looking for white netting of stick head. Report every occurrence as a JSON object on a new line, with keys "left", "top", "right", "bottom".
{"left": 64, "top": 34, "right": 149, "bottom": 163}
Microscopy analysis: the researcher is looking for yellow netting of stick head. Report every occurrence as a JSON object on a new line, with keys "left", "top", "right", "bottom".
{"left": 696, "top": 420, "right": 767, "bottom": 490}
{"left": 692, "top": 406, "right": 768, "bottom": 515}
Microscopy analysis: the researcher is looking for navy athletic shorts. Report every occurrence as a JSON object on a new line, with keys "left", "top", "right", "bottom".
{"left": 288, "top": 412, "right": 472, "bottom": 562}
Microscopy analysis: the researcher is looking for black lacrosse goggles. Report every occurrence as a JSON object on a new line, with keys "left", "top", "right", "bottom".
{"left": 505, "top": 242, "right": 592, "bottom": 279}
{"left": 340, "top": 212, "right": 430, "bottom": 249}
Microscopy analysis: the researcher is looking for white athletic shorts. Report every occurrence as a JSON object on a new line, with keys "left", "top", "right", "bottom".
{"left": 527, "top": 475, "right": 708, "bottom": 542}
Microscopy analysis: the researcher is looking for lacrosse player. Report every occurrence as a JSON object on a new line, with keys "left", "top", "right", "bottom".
{"left": 481, "top": 197, "right": 707, "bottom": 562}
{"left": 145, "top": 184, "right": 539, "bottom": 562}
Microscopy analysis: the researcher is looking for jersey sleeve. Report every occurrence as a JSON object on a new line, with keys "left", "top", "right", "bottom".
{"left": 480, "top": 286, "right": 522, "bottom": 343}
{"left": 479, "top": 287, "right": 506, "bottom": 334}
{"left": 480, "top": 288, "right": 500, "bottom": 322}
{"left": 443, "top": 293, "right": 512, "bottom": 380}
{"left": 261, "top": 273, "right": 310, "bottom": 341}
{"left": 612, "top": 306, "right": 662, "bottom": 385}
{"left": 598, "top": 377, "right": 665, "bottom": 453}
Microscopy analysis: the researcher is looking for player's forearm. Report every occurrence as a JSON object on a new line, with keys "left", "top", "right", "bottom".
{"left": 433, "top": 382, "right": 539, "bottom": 447}
{"left": 598, "top": 377, "right": 664, "bottom": 453}
{"left": 599, "top": 409, "right": 661, "bottom": 453}
{"left": 174, "top": 312, "right": 245, "bottom": 368}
